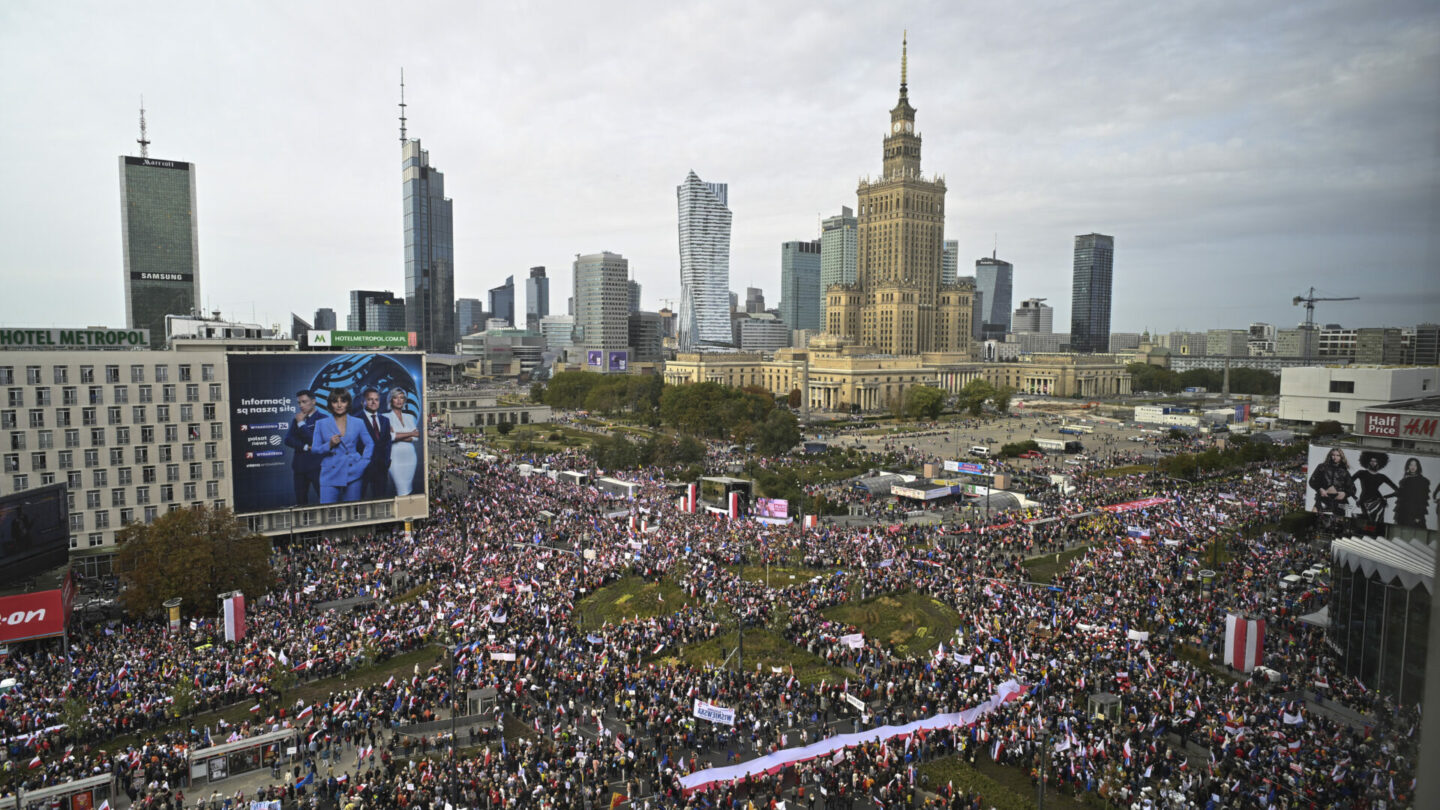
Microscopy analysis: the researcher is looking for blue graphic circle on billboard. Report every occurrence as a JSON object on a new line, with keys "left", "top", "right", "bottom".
{"left": 309, "top": 353, "right": 421, "bottom": 423}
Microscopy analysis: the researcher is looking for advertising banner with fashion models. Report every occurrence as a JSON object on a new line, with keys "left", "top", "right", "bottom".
{"left": 1306, "top": 444, "right": 1438, "bottom": 531}
{"left": 227, "top": 352, "right": 425, "bottom": 514}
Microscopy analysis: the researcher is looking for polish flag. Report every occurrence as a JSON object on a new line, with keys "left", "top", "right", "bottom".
{"left": 223, "top": 593, "right": 247, "bottom": 643}
{"left": 28, "top": 755, "right": 42, "bottom": 770}
{"left": 1223, "top": 614, "right": 1264, "bottom": 673}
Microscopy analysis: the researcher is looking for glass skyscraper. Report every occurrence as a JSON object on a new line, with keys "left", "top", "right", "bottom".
{"left": 676, "top": 171, "right": 732, "bottom": 349}
{"left": 573, "top": 252, "right": 631, "bottom": 369}
{"left": 941, "top": 240, "right": 959, "bottom": 286}
{"left": 402, "top": 139, "right": 455, "bottom": 352}
{"left": 119, "top": 156, "right": 200, "bottom": 343}
{"left": 819, "top": 206, "right": 858, "bottom": 328}
{"left": 525, "top": 267, "right": 549, "bottom": 330}
{"left": 488, "top": 275, "right": 515, "bottom": 327}
{"left": 975, "top": 256, "right": 1013, "bottom": 338}
{"left": 780, "top": 240, "right": 822, "bottom": 332}
{"left": 1070, "top": 233, "right": 1115, "bottom": 353}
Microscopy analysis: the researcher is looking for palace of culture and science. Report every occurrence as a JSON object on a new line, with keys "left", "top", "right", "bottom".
{"left": 825, "top": 37, "right": 974, "bottom": 356}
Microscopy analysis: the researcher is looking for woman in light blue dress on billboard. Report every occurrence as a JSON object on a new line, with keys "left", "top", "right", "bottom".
{"left": 385, "top": 388, "right": 421, "bottom": 496}
{"left": 310, "top": 389, "right": 372, "bottom": 503}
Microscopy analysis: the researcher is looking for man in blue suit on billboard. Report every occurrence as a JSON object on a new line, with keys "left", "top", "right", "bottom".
{"left": 357, "top": 387, "right": 393, "bottom": 500}
{"left": 283, "top": 389, "right": 328, "bottom": 505}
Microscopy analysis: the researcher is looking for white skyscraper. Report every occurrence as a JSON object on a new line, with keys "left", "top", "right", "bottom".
{"left": 677, "top": 171, "right": 733, "bottom": 349}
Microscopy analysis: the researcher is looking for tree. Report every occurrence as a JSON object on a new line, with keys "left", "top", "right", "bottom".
{"left": 957, "top": 379, "right": 995, "bottom": 416}
{"left": 754, "top": 410, "right": 802, "bottom": 456}
{"left": 115, "top": 506, "right": 273, "bottom": 619}
{"left": 902, "top": 386, "right": 946, "bottom": 420}
{"left": 786, "top": 389, "right": 802, "bottom": 409}
{"left": 990, "top": 385, "right": 1016, "bottom": 414}
{"left": 1312, "top": 420, "right": 1344, "bottom": 438}
{"left": 496, "top": 421, "right": 515, "bottom": 436}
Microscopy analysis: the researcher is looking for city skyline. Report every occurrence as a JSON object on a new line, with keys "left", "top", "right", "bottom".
{"left": 2, "top": 1, "right": 1437, "bottom": 335}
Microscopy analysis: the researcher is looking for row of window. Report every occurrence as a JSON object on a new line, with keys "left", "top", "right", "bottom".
{"left": 3, "top": 403, "right": 220, "bottom": 430}
{"left": 67, "top": 496, "right": 228, "bottom": 547}
{"left": 8, "top": 422, "right": 217, "bottom": 454}
{"left": 6, "top": 382, "right": 222, "bottom": 408}
{"left": 9, "top": 460, "right": 226, "bottom": 491}
{"left": 0, "top": 363, "right": 216, "bottom": 386}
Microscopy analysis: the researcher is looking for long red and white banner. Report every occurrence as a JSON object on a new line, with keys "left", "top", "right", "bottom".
{"left": 1223, "top": 613, "right": 1264, "bottom": 673}
{"left": 678, "top": 680, "right": 1026, "bottom": 794}
{"left": 222, "top": 593, "right": 246, "bottom": 643}
{"left": 1101, "top": 497, "right": 1172, "bottom": 513}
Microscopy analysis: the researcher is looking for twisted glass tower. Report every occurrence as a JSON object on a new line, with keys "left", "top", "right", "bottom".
{"left": 676, "top": 171, "right": 732, "bottom": 350}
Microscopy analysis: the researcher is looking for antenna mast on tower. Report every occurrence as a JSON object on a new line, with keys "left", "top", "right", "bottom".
{"left": 398, "top": 69, "right": 408, "bottom": 145}
{"left": 137, "top": 97, "right": 151, "bottom": 157}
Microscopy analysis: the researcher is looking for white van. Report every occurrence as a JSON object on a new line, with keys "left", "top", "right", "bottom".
{"left": 970, "top": 445, "right": 991, "bottom": 457}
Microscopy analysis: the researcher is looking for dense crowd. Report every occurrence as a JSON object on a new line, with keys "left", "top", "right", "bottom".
{"left": 0, "top": 415, "right": 1421, "bottom": 809}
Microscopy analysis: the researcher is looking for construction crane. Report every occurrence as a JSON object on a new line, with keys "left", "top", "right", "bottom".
{"left": 1293, "top": 287, "right": 1358, "bottom": 364}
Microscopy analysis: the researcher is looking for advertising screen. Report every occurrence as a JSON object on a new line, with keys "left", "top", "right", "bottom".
{"left": 1306, "top": 445, "right": 1439, "bottom": 531}
{"left": 608, "top": 351, "right": 628, "bottom": 372}
{"left": 227, "top": 353, "right": 425, "bottom": 514}
{"left": 0, "top": 484, "right": 69, "bottom": 587}
{"left": 753, "top": 497, "right": 789, "bottom": 519}
{"left": 587, "top": 350, "right": 602, "bottom": 368}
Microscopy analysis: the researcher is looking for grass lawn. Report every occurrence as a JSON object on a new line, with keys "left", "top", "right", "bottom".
{"left": 671, "top": 628, "right": 848, "bottom": 685}
{"left": 98, "top": 646, "right": 442, "bottom": 754}
{"left": 575, "top": 575, "right": 692, "bottom": 629}
{"left": 729, "top": 562, "right": 838, "bottom": 588}
{"left": 821, "top": 591, "right": 960, "bottom": 656}
{"left": 1096, "top": 464, "right": 1151, "bottom": 478}
{"left": 1022, "top": 545, "right": 1092, "bottom": 584}
{"left": 919, "top": 755, "right": 1091, "bottom": 810}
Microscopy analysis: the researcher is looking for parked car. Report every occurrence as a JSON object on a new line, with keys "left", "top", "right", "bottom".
{"left": 1019, "top": 450, "right": 1044, "bottom": 459}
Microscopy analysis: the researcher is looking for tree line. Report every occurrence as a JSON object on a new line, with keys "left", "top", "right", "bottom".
{"left": 1127, "top": 363, "right": 1279, "bottom": 395}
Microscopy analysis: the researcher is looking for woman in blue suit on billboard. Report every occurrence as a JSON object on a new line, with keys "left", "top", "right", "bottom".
{"left": 310, "top": 389, "right": 372, "bottom": 504}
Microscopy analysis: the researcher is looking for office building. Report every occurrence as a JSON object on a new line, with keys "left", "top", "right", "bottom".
{"left": 1206, "top": 329, "right": 1249, "bottom": 357}
{"left": 1280, "top": 366, "right": 1440, "bottom": 426}
{"left": 120, "top": 144, "right": 201, "bottom": 345}
{"left": 1012, "top": 298, "right": 1053, "bottom": 334}
{"left": 525, "top": 267, "right": 549, "bottom": 331}
{"left": 734, "top": 316, "right": 791, "bottom": 353}
{"left": 1069, "top": 233, "right": 1114, "bottom": 353}
{"left": 941, "top": 240, "right": 959, "bottom": 285}
{"left": 402, "top": 138, "right": 455, "bottom": 352}
{"left": 628, "top": 279, "right": 643, "bottom": 314}
{"left": 313, "top": 308, "right": 337, "bottom": 331}
{"left": 825, "top": 38, "right": 972, "bottom": 355}
{"left": 456, "top": 298, "right": 487, "bottom": 338}
{"left": 957, "top": 275, "right": 984, "bottom": 341}
{"left": 1109, "top": 333, "right": 1143, "bottom": 352}
{"left": 1407, "top": 324, "right": 1439, "bottom": 366}
{"left": 744, "top": 287, "right": 765, "bottom": 314}
{"left": 1355, "top": 328, "right": 1405, "bottom": 365}
{"left": 975, "top": 255, "right": 1013, "bottom": 339}
{"left": 487, "top": 275, "right": 515, "bottom": 328}
{"left": 628, "top": 312, "right": 665, "bottom": 363}
{"left": 538, "top": 315, "right": 575, "bottom": 354}
{"left": 779, "top": 240, "right": 822, "bottom": 332}
{"left": 348, "top": 290, "right": 400, "bottom": 332}
{"left": 819, "top": 206, "right": 858, "bottom": 327}
{"left": 677, "top": 171, "right": 733, "bottom": 349}
{"left": 366, "top": 297, "right": 407, "bottom": 332}
{"left": 657, "top": 308, "right": 676, "bottom": 340}
{"left": 573, "top": 252, "right": 631, "bottom": 371}
{"left": 1319, "top": 325, "right": 1357, "bottom": 360}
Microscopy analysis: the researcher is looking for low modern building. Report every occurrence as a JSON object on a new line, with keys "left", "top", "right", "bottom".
{"left": 427, "top": 391, "right": 552, "bottom": 430}
{"left": 1279, "top": 366, "right": 1440, "bottom": 426}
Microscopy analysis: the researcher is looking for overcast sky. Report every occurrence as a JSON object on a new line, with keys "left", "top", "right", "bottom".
{"left": 2, "top": 0, "right": 1437, "bottom": 336}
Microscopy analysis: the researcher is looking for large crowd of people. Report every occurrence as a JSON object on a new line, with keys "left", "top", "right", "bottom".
{"left": 0, "top": 412, "right": 1422, "bottom": 809}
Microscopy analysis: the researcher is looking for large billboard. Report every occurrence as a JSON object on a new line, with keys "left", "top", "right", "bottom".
{"left": 0, "top": 484, "right": 70, "bottom": 588}
{"left": 1307, "top": 444, "right": 1439, "bottom": 531}
{"left": 0, "top": 573, "right": 75, "bottom": 644}
{"left": 753, "top": 498, "right": 789, "bottom": 519}
{"left": 227, "top": 353, "right": 425, "bottom": 514}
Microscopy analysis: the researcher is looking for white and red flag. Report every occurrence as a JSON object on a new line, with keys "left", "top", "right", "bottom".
{"left": 223, "top": 593, "right": 247, "bottom": 643}
{"left": 1223, "top": 614, "right": 1264, "bottom": 673}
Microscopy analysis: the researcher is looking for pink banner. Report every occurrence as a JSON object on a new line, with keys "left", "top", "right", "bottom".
{"left": 1100, "top": 497, "right": 1172, "bottom": 513}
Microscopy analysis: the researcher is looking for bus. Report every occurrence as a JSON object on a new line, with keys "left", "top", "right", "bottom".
{"left": 1037, "top": 438, "right": 1084, "bottom": 454}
